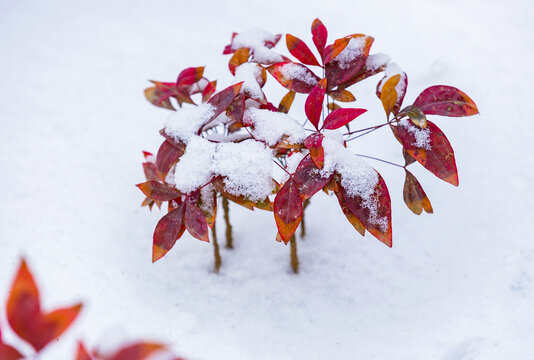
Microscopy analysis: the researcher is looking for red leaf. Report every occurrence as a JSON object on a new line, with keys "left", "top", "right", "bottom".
{"left": 208, "top": 82, "right": 244, "bottom": 121}
{"left": 226, "top": 93, "right": 246, "bottom": 124}
{"left": 136, "top": 181, "right": 182, "bottom": 201}
{"left": 155, "top": 140, "right": 185, "bottom": 180}
{"left": 293, "top": 155, "right": 333, "bottom": 199}
{"left": 322, "top": 108, "right": 366, "bottom": 130}
{"left": 274, "top": 178, "right": 303, "bottom": 243}
{"left": 338, "top": 173, "right": 392, "bottom": 246}
{"left": 0, "top": 343, "right": 23, "bottom": 360}
{"left": 413, "top": 85, "right": 479, "bottom": 117}
{"left": 403, "top": 170, "right": 433, "bottom": 215}
{"left": 311, "top": 18, "right": 328, "bottom": 60}
{"left": 304, "top": 133, "right": 325, "bottom": 169}
{"left": 338, "top": 53, "right": 389, "bottom": 89}
{"left": 323, "top": 37, "right": 351, "bottom": 65}
{"left": 334, "top": 187, "right": 365, "bottom": 236}
{"left": 176, "top": 67, "right": 204, "bottom": 87}
{"left": 325, "top": 34, "right": 373, "bottom": 87}
{"left": 7, "top": 259, "right": 82, "bottom": 352}
{"left": 184, "top": 200, "right": 210, "bottom": 242}
{"left": 75, "top": 342, "right": 93, "bottom": 360}
{"left": 266, "top": 62, "right": 319, "bottom": 93}
{"left": 396, "top": 119, "right": 458, "bottom": 186}
{"left": 202, "top": 80, "right": 217, "bottom": 103}
{"left": 110, "top": 342, "right": 167, "bottom": 360}
{"left": 153, "top": 201, "right": 186, "bottom": 262}
{"left": 286, "top": 34, "right": 320, "bottom": 66}
{"left": 305, "top": 78, "right": 327, "bottom": 129}
{"left": 142, "top": 162, "right": 159, "bottom": 182}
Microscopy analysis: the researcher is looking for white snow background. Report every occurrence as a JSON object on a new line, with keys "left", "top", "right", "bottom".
{"left": 1, "top": 0, "right": 533, "bottom": 359}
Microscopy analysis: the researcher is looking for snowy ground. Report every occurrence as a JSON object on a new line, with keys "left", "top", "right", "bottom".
{"left": 1, "top": 0, "right": 534, "bottom": 359}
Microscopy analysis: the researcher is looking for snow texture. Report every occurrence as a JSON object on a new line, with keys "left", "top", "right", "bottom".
{"left": 231, "top": 28, "right": 284, "bottom": 64}
{"left": 334, "top": 37, "right": 366, "bottom": 69}
{"left": 173, "top": 136, "right": 274, "bottom": 200}
{"left": 398, "top": 118, "right": 431, "bottom": 150}
{"left": 365, "top": 53, "right": 390, "bottom": 71}
{"left": 321, "top": 138, "right": 387, "bottom": 231}
{"left": 279, "top": 63, "right": 317, "bottom": 85}
{"left": 1, "top": 1, "right": 534, "bottom": 360}
{"left": 164, "top": 103, "right": 215, "bottom": 143}
{"left": 234, "top": 63, "right": 264, "bottom": 101}
{"left": 243, "top": 107, "right": 306, "bottom": 146}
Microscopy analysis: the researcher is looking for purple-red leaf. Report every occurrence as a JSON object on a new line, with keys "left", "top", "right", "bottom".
{"left": 325, "top": 34, "right": 373, "bottom": 87}
{"left": 274, "top": 178, "right": 303, "bottom": 244}
{"left": 142, "top": 162, "right": 159, "bottom": 182}
{"left": 293, "top": 155, "right": 333, "bottom": 199}
{"left": 396, "top": 119, "right": 458, "bottom": 186}
{"left": 153, "top": 201, "right": 186, "bottom": 262}
{"left": 202, "top": 80, "right": 217, "bottom": 103}
{"left": 184, "top": 200, "right": 210, "bottom": 242}
{"left": 226, "top": 93, "right": 246, "bottom": 124}
{"left": 266, "top": 62, "right": 319, "bottom": 93}
{"left": 334, "top": 187, "right": 365, "bottom": 236}
{"left": 311, "top": 18, "right": 328, "bottom": 60}
{"left": 413, "top": 85, "right": 479, "bottom": 117}
{"left": 208, "top": 82, "right": 244, "bottom": 121}
{"left": 136, "top": 181, "right": 182, "bottom": 201}
{"left": 176, "top": 67, "right": 204, "bottom": 87}
{"left": 403, "top": 170, "right": 433, "bottom": 215}
{"left": 322, "top": 108, "right": 366, "bottom": 130}
{"left": 155, "top": 140, "right": 185, "bottom": 180}
{"left": 286, "top": 34, "right": 320, "bottom": 66}
{"left": 304, "top": 133, "right": 325, "bottom": 169}
{"left": 305, "top": 78, "right": 327, "bottom": 129}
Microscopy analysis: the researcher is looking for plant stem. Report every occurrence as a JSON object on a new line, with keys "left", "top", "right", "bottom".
{"left": 290, "top": 235, "right": 299, "bottom": 274}
{"left": 300, "top": 198, "right": 310, "bottom": 238}
{"left": 211, "top": 222, "right": 221, "bottom": 273}
{"left": 353, "top": 153, "right": 405, "bottom": 168}
{"left": 222, "top": 197, "right": 233, "bottom": 249}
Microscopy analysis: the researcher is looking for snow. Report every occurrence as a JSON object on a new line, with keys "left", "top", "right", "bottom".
{"left": 243, "top": 107, "right": 306, "bottom": 146}
{"left": 378, "top": 62, "right": 407, "bottom": 97}
{"left": 164, "top": 103, "right": 215, "bottom": 143}
{"left": 173, "top": 136, "right": 274, "bottom": 200}
{"left": 278, "top": 63, "right": 318, "bottom": 85}
{"left": 234, "top": 63, "right": 264, "bottom": 101}
{"left": 1, "top": 1, "right": 534, "bottom": 359}
{"left": 334, "top": 36, "right": 367, "bottom": 69}
{"left": 398, "top": 118, "right": 431, "bottom": 150}
{"left": 231, "top": 28, "right": 284, "bottom": 64}
{"left": 365, "top": 53, "right": 390, "bottom": 71}
{"left": 321, "top": 138, "right": 387, "bottom": 231}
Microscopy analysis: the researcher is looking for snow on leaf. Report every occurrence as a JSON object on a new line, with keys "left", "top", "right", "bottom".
{"left": 7, "top": 259, "right": 82, "bottom": 352}
{"left": 413, "top": 85, "right": 479, "bottom": 117}
{"left": 376, "top": 63, "right": 407, "bottom": 116}
{"left": 234, "top": 63, "right": 265, "bottom": 102}
{"left": 266, "top": 62, "right": 319, "bottom": 93}
{"left": 293, "top": 155, "right": 333, "bottom": 200}
{"left": 323, "top": 37, "right": 351, "bottom": 65}
{"left": 325, "top": 35, "right": 373, "bottom": 87}
{"left": 286, "top": 34, "right": 320, "bottom": 66}
{"left": 243, "top": 107, "right": 306, "bottom": 147}
{"left": 274, "top": 178, "right": 303, "bottom": 244}
{"left": 164, "top": 103, "right": 216, "bottom": 143}
{"left": 396, "top": 119, "right": 459, "bottom": 186}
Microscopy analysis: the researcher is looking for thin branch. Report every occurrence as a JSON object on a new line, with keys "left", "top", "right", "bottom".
{"left": 353, "top": 153, "right": 405, "bottom": 168}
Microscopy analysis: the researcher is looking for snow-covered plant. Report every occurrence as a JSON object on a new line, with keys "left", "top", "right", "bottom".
{"left": 139, "top": 19, "right": 478, "bottom": 273}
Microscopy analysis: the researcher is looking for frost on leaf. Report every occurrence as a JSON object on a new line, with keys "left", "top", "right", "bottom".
{"left": 243, "top": 107, "right": 306, "bottom": 147}
{"left": 267, "top": 62, "right": 319, "bottom": 93}
{"left": 226, "top": 29, "right": 284, "bottom": 64}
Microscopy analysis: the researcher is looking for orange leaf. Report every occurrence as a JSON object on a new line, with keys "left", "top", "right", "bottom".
{"left": 403, "top": 170, "right": 433, "bottom": 215}
{"left": 323, "top": 37, "right": 351, "bottom": 64}
{"left": 144, "top": 87, "right": 175, "bottom": 110}
{"left": 379, "top": 74, "right": 401, "bottom": 116}
{"left": 278, "top": 90, "right": 295, "bottom": 114}
{"left": 328, "top": 89, "right": 356, "bottom": 102}
{"left": 7, "top": 259, "right": 82, "bottom": 352}
{"left": 228, "top": 48, "right": 250, "bottom": 75}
